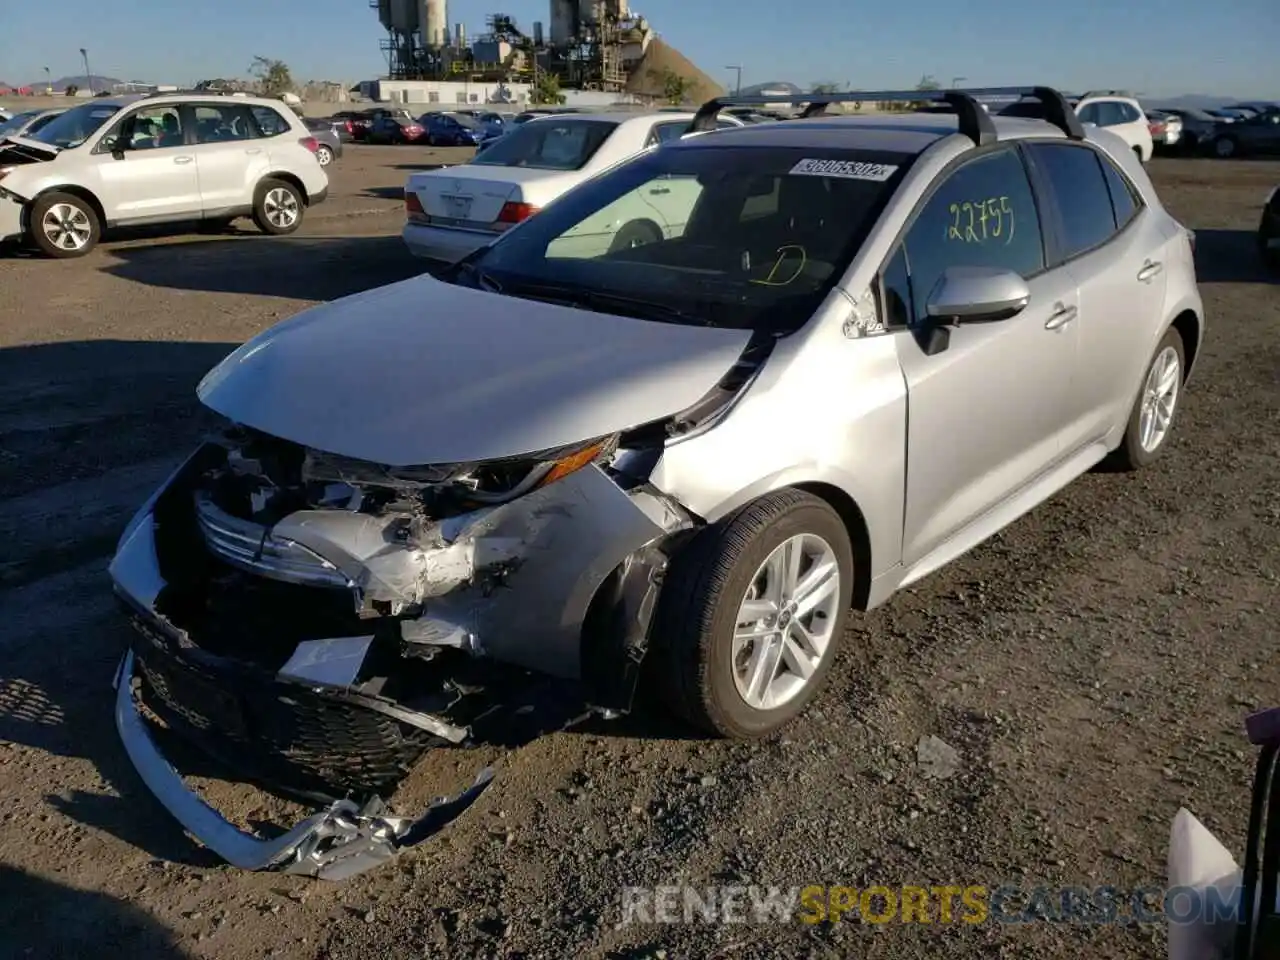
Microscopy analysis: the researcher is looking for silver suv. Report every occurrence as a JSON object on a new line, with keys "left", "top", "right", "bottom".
{"left": 0, "top": 91, "right": 329, "bottom": 257}
{"left": 108, "top": 86, "right": 1204, "bottom": 876}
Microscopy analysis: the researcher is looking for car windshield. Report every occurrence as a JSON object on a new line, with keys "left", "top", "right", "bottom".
{"left": 0, "top": 111, "right": 40, "bottom": 135}
{"left": 28, "top": 101, "right": 121, "bottom": 148}
{"left": 458, "top": 143, "right": 913, "bottom": 332}
{"left": 469, "top": 118, "right": 617, "bottom": 170}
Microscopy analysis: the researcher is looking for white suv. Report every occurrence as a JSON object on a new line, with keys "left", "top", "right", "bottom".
{"left": 0, "top": 92, "right": 329, "bottom": 258}
{"left": 1074, "top": 92, "right": 1154, "bottom": 162}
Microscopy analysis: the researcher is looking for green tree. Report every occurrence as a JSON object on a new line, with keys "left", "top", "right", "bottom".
{"left": 915, "top": 74, "right": 941, "bottom": 90}
{"left": 659, "top": 68, "right": 693, "bottom": 106}
{"left": 530, "top": 71, "right": 566, "bottom": 105}
{"left": 63, "top": 84, "right": 79, "bottom": 97}
{"left": 250, "top": 56, "right": 294, "bottom": 97}
{"left": 810, "top": 81, "right": 840, "bottom": 94}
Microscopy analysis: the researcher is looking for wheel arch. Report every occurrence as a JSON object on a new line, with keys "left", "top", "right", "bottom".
{"left": 1169, "top": 309, "right": 1202, "bottom": 381}
{"left": 258, "top": 172, "right": 309, "bottom": 205}
{"left": 789, "top": 481, "right": 874, "bottom": 611}
{"left": 26, "top": 184, "right": 107, "bottom": 231}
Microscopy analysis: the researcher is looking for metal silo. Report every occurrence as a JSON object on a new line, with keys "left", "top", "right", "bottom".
{"left": 549, "top": 0, "right": 576, "bottom": 45}
{"left": 419, "top": 0, "right": 447, "bottom": 47}
{"left": 389, "top": 0, "right": 418, "bottom": 32}
{"left": 577, "top": 0, "right": 596, "bottom": 29}
{"left": 375, "top": 0, "right": 393, "bottom": 30}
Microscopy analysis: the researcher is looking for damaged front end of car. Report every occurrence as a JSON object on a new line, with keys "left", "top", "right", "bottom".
{"left": 108, "top": 416, "right": 716, "bottom": 878}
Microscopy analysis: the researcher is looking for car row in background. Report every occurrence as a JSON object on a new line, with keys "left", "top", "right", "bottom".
{"left": 401, "top": 109, "right": 745, "bottom": 263}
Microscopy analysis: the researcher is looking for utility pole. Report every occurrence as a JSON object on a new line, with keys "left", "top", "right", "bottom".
{"left": 951, "top": 75, "right": 966, "bottom": 89}
{"left": 725, "top": 65, "right": 742, "bottom": 95}
{"left": 80, "top": 48, "right": 94, "bottom": 95}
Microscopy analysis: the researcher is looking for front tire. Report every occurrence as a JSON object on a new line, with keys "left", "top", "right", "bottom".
{"left": 650, "top": 489, "right": 854, "bottom": 738}
{"left": 1213, "top": 135, "right": 1238, "bottom": 159}
{"left": 252, "top": 179, "right": 304, "bottom": 236}
{"left": 1108, "top": 327, "right": 1186, "bottom": 471}
{"left": 28, "top": 192, "right": 100, "bottom": 258}
{"left": 608, "top": 219, "right": 663, "bottom": 253}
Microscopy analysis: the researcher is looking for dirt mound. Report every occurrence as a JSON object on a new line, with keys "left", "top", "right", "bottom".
{"left": 625, "top": 37, "right": 725, "bottom": 104}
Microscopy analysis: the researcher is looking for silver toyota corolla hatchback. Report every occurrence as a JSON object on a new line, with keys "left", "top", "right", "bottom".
{"left": 109, "top": 87, "right": 1204, "bottom": 875}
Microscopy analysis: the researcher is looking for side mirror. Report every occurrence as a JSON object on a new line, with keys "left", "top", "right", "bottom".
{"left": 925, "top": 266, "right": 1030, "bottom": 324}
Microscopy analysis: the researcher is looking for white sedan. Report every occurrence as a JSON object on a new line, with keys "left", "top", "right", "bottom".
{"left": 401, "top": 110, "right": 744, "bottom": 264}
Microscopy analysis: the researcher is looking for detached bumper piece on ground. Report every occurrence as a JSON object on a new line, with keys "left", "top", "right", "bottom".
{"left": 108, "top": 430, "right": 690, "bottom": 878}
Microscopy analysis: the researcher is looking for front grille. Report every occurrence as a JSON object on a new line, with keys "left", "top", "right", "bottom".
{"left": 193, "top": 491, "right": 351, "bottom": 591}
{"left": 131, "top": 626, "right": 439, "bottom": 800}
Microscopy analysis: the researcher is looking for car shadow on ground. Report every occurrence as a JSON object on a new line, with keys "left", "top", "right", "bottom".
{"left": 391, "top": 162, "right": 453, "bottom": 171}
{"left": 0, "top": 865, "right": 186, "bottom": 958}
{"left": 101, "top": 234, "right": 427, "bottom": 299}
{"left": 1194, "top": 229, "right": 1279, "bottom": 284}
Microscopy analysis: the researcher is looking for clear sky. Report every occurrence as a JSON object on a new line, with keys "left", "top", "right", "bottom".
{"left": 2, "top": 0, "right": 1277, "bottom": 98}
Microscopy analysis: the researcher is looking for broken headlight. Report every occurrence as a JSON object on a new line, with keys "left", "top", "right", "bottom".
{"left": 301, "top": 435, "right": 619, "bottom": 508}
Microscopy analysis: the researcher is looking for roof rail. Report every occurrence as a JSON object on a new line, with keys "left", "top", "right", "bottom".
{"left": 143, "top": 88, "right": 251, "bottom": 99}
{"left": 689, "top": 86, "right": 1084, "bottom": 145}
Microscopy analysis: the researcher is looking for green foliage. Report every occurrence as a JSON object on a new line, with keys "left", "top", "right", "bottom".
{"left": 531, "top": 72, "right": 566, "bottom": 105}
{"left": 659, "top": 69, "right": 693, "bottom": 106}
{"left": 250, "top": 57, "right": 294, "bottom": 97}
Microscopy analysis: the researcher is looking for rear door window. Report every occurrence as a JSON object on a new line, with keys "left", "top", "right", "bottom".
{"left": 192, "top": 104, "right": 257, "bottom": 143}
{"left": 1025, "top": 143, "right": 1119, "bottom": 261}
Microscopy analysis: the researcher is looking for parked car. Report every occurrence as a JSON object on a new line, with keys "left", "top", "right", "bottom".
{"left": 330, "top": 109, "right": 373, "bottom": 140}
{"left": 1152, "top": 107, "right": 1220, "bottom": 151}
{"left": 0, "top": 92, "right": 328, "bottom": 257}
{"left": 1210, "top": 109, "right": 1280, "bottom": 158}
{"left": 108, "top": 87, "right": 1203, "bottom": 877}
{"left": 317, "top": 114, "right": 356, "bottom": 142}
{"left": 302, "top": 117, "right": 344, "bottom": 166}
{"left": 402, "top": 110, "right": 744, "bottom": 263}
{"left": 1000, "top": 90, "right": 1154, "bottom": 161}
{"left": 0, "top": 108, "right": 10, "bottom": 123}
{"left": 0, "top": 108, "right": 64, "bottom": 140}
{"left": 1167, "top": 707, "right": 1279, "bottom": 960}
{"left": 418, "top": 112, "right": 484, "bottom": 147}
{"left": 1145, "top": 109, "right": 1182, "bottom": 151}
{"left": 1222, "top": 103, "right": 1274, "bottom": 117}
{"left": 1259, "top": 184, "right": 1280, "bottom": 266}
{"left": 366, "top": 113, "right": 427, "bottom": 144}
{"left": 1205, "top": 108, "right": 1246, "bottom": 123}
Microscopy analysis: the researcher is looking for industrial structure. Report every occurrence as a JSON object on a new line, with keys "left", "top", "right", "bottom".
{"left": 369, "top": 0, "right": 657, "bottom": 92}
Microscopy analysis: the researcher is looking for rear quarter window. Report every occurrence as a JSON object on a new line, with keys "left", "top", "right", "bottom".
{"left": 250, "top": 106, "right": 292, "bottom": 137}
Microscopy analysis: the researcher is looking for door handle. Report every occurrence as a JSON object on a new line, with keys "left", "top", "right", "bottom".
{"left": 173, "top": 156, "right": 193, "bottom": 164}
{"left": 1044, "top": 303, "right": 1078, "bottom": 330}
{"left": 649, "top": 188, "right": 670, "bottom": 195}
{"left": 1137, "top": 260, "right": 1163, "bottom": 282}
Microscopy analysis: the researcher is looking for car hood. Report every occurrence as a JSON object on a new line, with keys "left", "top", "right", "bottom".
{"left": 0, "top": 136, "right": 59, "bottom": 165}
{"left": 198, "top": 274, "right": 753, "bottom": 466}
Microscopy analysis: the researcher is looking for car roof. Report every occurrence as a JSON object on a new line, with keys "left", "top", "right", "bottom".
{"left": 660, "top": 112, "right": 1073, "bottom": 156}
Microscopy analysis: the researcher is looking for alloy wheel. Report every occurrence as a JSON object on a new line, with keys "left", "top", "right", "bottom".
{"left": 41, "top": 203, "right": 92, "bottom": 252}
{"left": 1139, "top": 345, "right": 1180, "bottom": 452}
{"left": 732, "top": 533, "right": 841, "bottom": 711}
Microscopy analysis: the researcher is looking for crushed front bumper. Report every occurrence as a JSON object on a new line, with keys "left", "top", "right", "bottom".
{"left": 106, "top": 445, "right": 693, "bottom": 875}
{"left": 115, "top": 649, "right": 492, "bottom": 880}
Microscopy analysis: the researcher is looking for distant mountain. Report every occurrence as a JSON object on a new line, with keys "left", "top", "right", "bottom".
{"left": 1147, "top": 93, "right": 1278, "bottom": 109}
{"left": 25, "top": 74, "right": 123, "bottom": 92}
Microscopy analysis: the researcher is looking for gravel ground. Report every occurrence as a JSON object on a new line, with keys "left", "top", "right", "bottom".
{"left": 0, "top": 146, "right": 1277, "bottom": 960}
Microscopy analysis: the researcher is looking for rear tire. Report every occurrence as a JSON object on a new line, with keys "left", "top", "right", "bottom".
{"left": 252, "top": 179, "right": 304, "bottom": 236}
{"left": 315, "top": 144, "right": 334, "bottom": 166}
{"left": 1107, "top": 327, "right": 1186, "bottom": 471}
{"left": 608, "top": 219, "right": 663, "bottom": 253}
{"left": 649, "top": 489, "right": 854, "bottom": 738}
{"left": 1213, "top": 135, "right": 1238, "bottom": 159}
{"left": 28, "top": 191, "right": 100, "bottom": 258}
